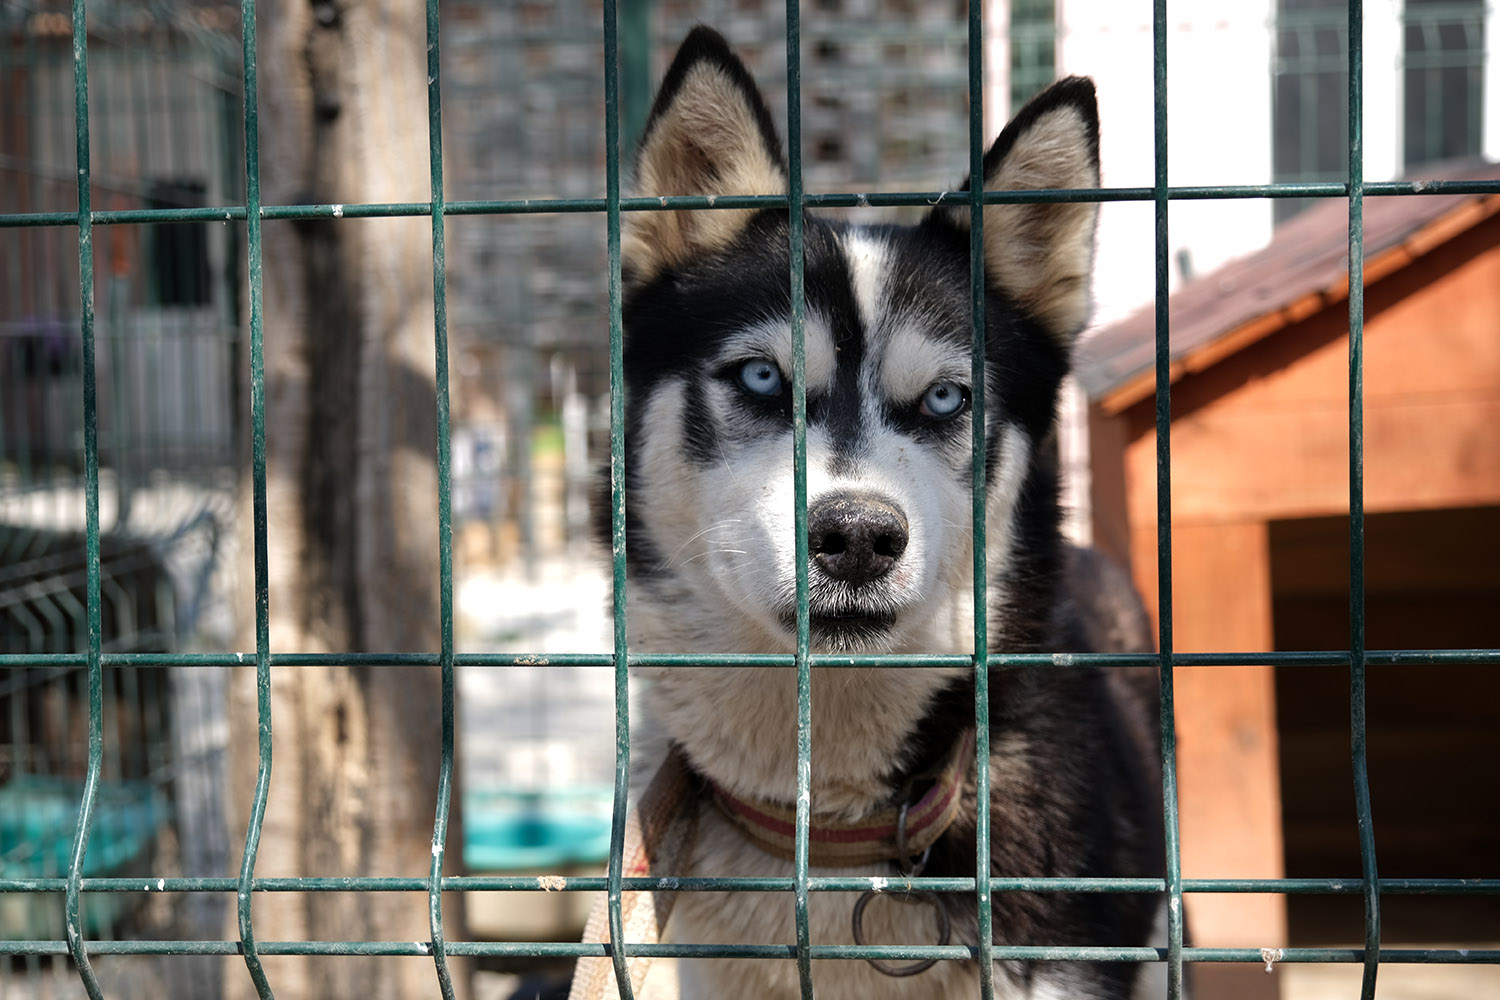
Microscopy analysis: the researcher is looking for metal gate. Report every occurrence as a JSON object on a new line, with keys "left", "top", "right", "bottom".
{"left": 1, "top": 1, "right": 1497, "bottom": 999}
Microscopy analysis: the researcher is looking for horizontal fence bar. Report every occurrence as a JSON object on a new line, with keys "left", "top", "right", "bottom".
{"left": 3, "top": 178, "right": 1498, "bottom": 228}
{"left": 6, "top": 876, "right": 1497, "bottom": 895}
{"left": 4, "top": 649, "right": 1496, "bottom": 670}
{"left": 0, "top": 939, "right": 1494, "bottom": 964}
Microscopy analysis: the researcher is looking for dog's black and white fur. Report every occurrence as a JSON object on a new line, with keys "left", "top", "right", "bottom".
{"left": 603, "top": 27, "right": 1166, "bottom": 1000}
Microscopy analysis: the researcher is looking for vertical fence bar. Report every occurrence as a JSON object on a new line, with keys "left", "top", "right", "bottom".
{"left": 964, "top": 2, "right": 995, "bottom": 998}
{"left": 236, "top": 0, "right": 276, "bottom": 996}
{"left": 783, "top": 4, "right": 815, "bottom": 998}
{"left": 63, "top": 2, "right": 105, "bottom": 995}
{"left": 1151, "top": 0, "right": 1186, "bottom": 995}
{"left": 1345, "top": 2, "right": 1381, "bottom": 997}
{"left": 424, "top": 0, "right": 458, "bottom": 994}
{"left": 619, "top": 0, "right": 652, "bottom": 159}
{"left": 602, "top": 1, "right": 635, "bottom": 995}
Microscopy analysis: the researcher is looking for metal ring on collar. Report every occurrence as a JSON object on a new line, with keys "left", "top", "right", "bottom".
{"left": 850, "top": 888, "right": 953, "bottom": 977}
{"left": 850, "top": 784, "right": 953, "bottom": 976}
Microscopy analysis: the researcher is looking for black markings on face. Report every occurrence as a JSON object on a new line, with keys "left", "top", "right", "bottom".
{"left": 680, "top": 378, "right": 721, "bottom": 466}
{"left": 803, "top": 224, "right": 867, "bottom": 463}
{"left": 620, "top": 210, "right": 1070, "bottom": 484}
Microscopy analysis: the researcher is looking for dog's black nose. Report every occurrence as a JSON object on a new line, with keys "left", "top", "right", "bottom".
{"left": 808, "top": 493, "right": 909, "bottom": 584}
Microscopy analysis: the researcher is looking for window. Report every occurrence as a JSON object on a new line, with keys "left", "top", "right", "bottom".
{"left": 1272, "top": 0, "right": 1348, "bottom": 224}
{"left": 146, "top": 179, "right": 211, "bottom": 308}
{"left": 1274, "top": 0, "right": 1487, "bottom": 223}
{"left": 1010, "top": 0, "right": 1055, "bottom": 112}
{"left": 1403, "top": 0, "right": 1485, "bottom": 170}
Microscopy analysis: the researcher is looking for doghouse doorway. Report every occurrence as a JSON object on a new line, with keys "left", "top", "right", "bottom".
{"left": 1270, "top": 504, "right": 1500, "bottom": 945}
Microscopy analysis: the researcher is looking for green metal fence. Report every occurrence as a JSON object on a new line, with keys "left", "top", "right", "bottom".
{"left": 1, "top": 1, "right": 1499, "bottom": 999}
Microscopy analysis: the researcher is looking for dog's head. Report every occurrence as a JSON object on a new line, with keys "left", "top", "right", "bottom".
{"left": 613, "top": 27, "right": 1099, "bottom": 655}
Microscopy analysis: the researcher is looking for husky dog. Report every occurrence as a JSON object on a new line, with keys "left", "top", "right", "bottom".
{"left": 602, "top": 26, "right": 1165, "bottom": 1000}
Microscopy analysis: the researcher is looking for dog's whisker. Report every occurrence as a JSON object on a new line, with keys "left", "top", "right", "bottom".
{"left": 663, "top": 519, "right": 747, "bottom": 567}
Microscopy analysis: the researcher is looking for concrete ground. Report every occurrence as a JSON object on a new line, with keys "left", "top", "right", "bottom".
{"left": 470, "top": 953, "right": 1500, "bottom": 1000}
{"left": 1280, "top": 955, "right": 1500, "bottom": 1000}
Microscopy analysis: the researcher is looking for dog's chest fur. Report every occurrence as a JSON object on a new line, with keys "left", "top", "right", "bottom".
{"left": 629, "top": 660, "right": 1165, "bottom": 1000}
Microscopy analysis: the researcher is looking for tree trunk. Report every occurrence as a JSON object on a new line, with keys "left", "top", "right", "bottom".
{"left": 228, "top": 1, "right": 466, "bottom": 997}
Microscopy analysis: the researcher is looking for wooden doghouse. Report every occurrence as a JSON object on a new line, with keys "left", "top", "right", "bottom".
{"left": 1078, "top": 161, "right": 1500, "bottom": 997}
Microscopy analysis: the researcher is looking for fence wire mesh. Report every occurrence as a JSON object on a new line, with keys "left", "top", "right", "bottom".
{"left": 1, "top": 1, "right": 1499, "bottom": 999}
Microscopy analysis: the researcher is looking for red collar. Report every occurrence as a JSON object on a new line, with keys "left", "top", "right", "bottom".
{"left": 708, "top": 729, "right": 975, "bottom": 867}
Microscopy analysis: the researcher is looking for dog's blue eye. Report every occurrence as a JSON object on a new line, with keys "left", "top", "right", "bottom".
{"left": 738, "top": 359, "right": 784, "bottom": 397}
{"left": 919, "top": 381, "right": 968, "bottom": 419}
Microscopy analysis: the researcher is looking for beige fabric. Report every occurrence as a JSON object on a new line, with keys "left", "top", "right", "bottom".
{"left": 570, "top": 749, "right": 697, "bottom": 1000}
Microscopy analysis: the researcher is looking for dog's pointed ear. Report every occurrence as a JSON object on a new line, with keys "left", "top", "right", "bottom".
{"left": 940, "top": 77, "right": 1100, "bottom": 344}
{"left": 625, "top": 27, "right": 788, "bottom": 285}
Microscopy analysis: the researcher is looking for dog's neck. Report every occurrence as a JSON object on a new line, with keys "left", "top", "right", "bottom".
{"left": 629, "top": 587, "right": 976, "bottom": 821}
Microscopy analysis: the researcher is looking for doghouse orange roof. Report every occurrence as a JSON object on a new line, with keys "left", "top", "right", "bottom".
{"left": 1076, "top": 160, "right": 1500, "bottom": 413}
